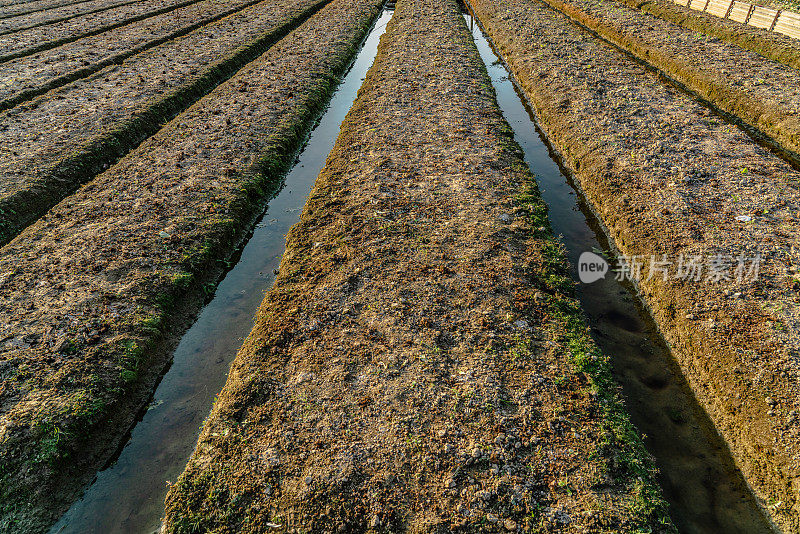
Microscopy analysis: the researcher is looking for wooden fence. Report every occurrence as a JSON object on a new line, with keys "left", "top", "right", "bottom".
{"left": 674, "top": 0, "right": 800, "bottom": 39}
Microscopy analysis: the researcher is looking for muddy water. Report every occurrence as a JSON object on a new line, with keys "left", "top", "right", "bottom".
{"left": 48, "top": 7, "right": 394, "bottom": 534}
{"left": 464, "top": 10, "right": 777, "bottom": 534}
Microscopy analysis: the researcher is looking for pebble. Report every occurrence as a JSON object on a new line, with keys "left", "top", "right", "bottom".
{"left": 472, "top": 447, "right": 482, "bottom": 458}
{"left": 486, "top": 513, "right": 499, "bottom": 523}
{"left": 504, "top": 519, "right": 518, "bottom": 531}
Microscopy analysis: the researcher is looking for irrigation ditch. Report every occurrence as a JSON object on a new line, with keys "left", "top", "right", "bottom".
{"left": 161, "top": 0, "right": 676, "bottom": 530}
{"left": 466, "top": 0, "right": 800, "bottom": 531}
{"left": 463, "top": 8, "right": 777, "bottom": 533}
{"left": 0, "top": 0, "right": 386, "bottom": 530}
{"left": 47, "top": 7, "right": 394, "bottom": 533}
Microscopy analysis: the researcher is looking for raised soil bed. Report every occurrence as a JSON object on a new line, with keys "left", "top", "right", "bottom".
{"left": 0, "top": 0, "right": 141, "bottom": 33}
{"left": 0, "top": 0, "right": 264, "bottom": 108}
{"left": 0, "top": 0, "right": 384, "bottom": 530}
{"left": 468, "top": 0, "right": 800, "bottom": 531}
{"left": 0, "top": 0, "right": 205, "bottom": 62}
{"left": 162, "top": 0, "right": 673, "bottom": 531}
{"left": 0, "top": 0, "right": 328, "bottom": 246}
{"left": 620, "top": 0, "right": 800, "bottom": 69}
{"left": 537, "top": 0, "right": 800, "bottom": 162}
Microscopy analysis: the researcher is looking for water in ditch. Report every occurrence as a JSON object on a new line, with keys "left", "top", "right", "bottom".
{"left": 464, "top": 10, "right": 776, "bottom": 534}
{"left": 48, "top": 7, "right": 394, "bottom": 533}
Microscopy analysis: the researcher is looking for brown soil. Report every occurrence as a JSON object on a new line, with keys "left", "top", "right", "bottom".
{"left": 622, "top": 0, "right": 800, "bottom": 69}
{"left": 468, "top": 0, "right": 800, "bottom": 531}
{"left": 162, "top": 0, "right": 673, "bottom": 531}
{"left": 0, "top": 0, "right": 139, "bottom": 32}
{"left": 0, "top": 0, "right": 204, "bottom": 62}
{"left": 537, "top": 0, "right": 800, "bottom": 161}
{"left": 0, "top": 0, "right": 383, "bottom": 530}
{"left": 0, "top": 0, "right": 263, "bottom": 107}
{"left": 0, "top": 0, "right": 327, "bottom": 245}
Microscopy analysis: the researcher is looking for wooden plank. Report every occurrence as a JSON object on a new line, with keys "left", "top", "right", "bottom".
{"left": 675, "top": 0, "right": 799, "bottom": 41}
{"left": 774, "top": 10, "right": 800, "bottom": 38}
{"left": 728, "top": 0, "right": 751, "bottom": 22}
{"left": 706, "top": 0, "right": 732, "bottom": 17}
{"left": 748, "top": 5, "right": 779, "bottom": 28}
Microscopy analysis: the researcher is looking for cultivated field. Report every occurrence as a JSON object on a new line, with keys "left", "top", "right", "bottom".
{"left": 0, "top": 0, "right": 798, "bottom": 530}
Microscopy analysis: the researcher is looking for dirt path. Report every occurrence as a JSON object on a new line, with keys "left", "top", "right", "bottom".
{"left": 537, "top": 0, "right": 800, "bottom": 161}
{"left": 0, "top": 0, "right": 383, "bottom": 529}
{"left": 0, "top": 0, "right": 326, "bottom": 245}
{"left": 468, "top": 0, "right": 800, "bottom": 530}
{"left": 162, "top": 0, "right": 673, "bottom": 531}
